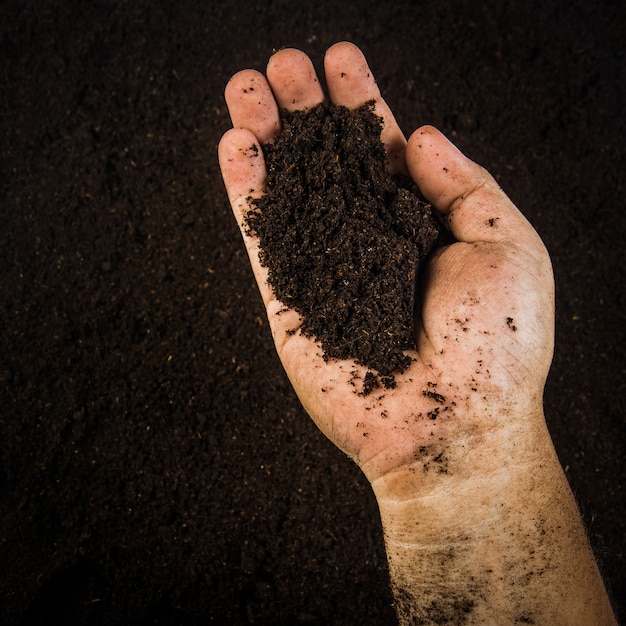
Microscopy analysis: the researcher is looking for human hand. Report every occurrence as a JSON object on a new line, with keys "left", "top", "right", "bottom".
{"left": 218, "top": 43, "right": 617, "bottom": 625}
{"left": 219, "top": 42, "right": 554, "bottom": 495}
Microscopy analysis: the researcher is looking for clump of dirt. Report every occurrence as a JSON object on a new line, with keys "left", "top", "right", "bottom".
{"left": 247, "top": 100, "right": 445, "bottom": 391}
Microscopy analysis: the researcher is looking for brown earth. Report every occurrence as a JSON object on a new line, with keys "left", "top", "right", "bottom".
{"left": 249, "top": 101, "right": 443, "bottom": 392}
{"left": 1, "top": 1, "right": 624, "bottom": 624}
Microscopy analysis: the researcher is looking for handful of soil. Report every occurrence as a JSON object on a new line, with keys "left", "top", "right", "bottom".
{"left": 247, "top": 101, "right": 444, "bottom": 392}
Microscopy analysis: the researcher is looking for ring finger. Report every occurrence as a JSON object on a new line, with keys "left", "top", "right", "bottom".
{"left": 266, "top": 48, "right": 325, "bottom": 113}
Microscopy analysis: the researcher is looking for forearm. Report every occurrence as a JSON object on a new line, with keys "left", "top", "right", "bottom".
{"left": 373, "top": 420, "right": 616, "bottom": 625}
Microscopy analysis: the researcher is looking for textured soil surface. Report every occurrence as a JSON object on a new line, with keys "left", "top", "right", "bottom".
{"left": 249, "top": 101, "right": 442, "bottom": 392}
{"left": 1, "top": 1, "right": 624, "bottom": 624}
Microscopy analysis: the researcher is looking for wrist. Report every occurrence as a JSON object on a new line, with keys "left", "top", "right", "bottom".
{"left": 371, "top": 413, "right": 617, "bottom": 625}
{"left": 370, "top": 409, "right": 556, "bottom": 542}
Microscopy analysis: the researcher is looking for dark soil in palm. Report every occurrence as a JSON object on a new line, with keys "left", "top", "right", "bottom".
{"left": 249, "top": 101, "right": 444, "bottom": 391}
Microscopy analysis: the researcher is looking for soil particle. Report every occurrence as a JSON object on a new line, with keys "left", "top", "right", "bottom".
{"left": 247, "top": 101, "right": 446, "bottom": 391}
{"left": 423, "top": 389, "right": 446, "bottom": 404}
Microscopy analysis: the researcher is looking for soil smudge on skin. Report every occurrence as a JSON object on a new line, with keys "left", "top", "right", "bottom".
{"left": 247, "top": 101, "right": 446, "bottom": 391}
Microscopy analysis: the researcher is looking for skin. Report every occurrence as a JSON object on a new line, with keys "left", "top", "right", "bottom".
{"left": 218, "top": 42, "right": 616, "bottom": 625}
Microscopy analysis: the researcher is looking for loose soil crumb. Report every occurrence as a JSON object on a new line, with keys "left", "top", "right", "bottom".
{"left": 247, "top": 101, "right": 445, "bottom": 391}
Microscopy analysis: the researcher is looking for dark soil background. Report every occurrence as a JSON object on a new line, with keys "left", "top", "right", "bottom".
{"left": 1, "top": 1, "right": 624, "bottom": 624}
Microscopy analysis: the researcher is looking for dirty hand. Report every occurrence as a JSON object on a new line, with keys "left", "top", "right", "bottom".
{"left": 218, "top": 42, "right": 554, "bottom": 492}
{"left": 218, "top": 43, "right": 616, "bottom": 625}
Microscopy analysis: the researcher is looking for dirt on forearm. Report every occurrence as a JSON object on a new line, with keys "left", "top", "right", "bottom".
{"left": 247, "top": 101, "right": 446, "bottom": 392}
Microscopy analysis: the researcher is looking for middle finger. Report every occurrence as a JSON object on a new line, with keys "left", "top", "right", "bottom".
{"left": 266, "top": 48, "right": 325, "bottom": 112}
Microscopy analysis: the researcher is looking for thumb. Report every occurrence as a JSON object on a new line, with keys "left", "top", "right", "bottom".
{"left": 406, "top": 126, "right": 539, "bottom": 249}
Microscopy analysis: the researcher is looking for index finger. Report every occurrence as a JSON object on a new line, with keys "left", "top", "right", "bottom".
{"left": 324, "top": 42, "right": 407, "bottom": 174}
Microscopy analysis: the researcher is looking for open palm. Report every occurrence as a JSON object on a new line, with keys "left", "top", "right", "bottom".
{"left": 218, "top": 42, "right": 554, "bottom": 495}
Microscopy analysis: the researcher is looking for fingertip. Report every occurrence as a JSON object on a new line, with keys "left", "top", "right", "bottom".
{"left": 406, "top": 125, "right": 459, "bottom": 168}
{"left": 218, "top": 127, "right": 267, "bottom": 209}
{"left": 406, "top": 125, "right": 481, "bottom": 213}
{"left": 224, "top": 69, "right": 280, "bottom": 143}
{"left": 218, "top": 126, "right": 261, "bottom": 167}
{"left": 266, "top": 48, "right": 324, "bottom": 112}
{"left": 218, "top": 127, "right": 254, "bottom": 173}
{"left": 324, "top": 41, "right": 379, "bottom": 106}
{"left": 266, "top": 48, "right": 301, "bottom": 80}
{"left": 407, "top": 124, "right": 444, "bottom": 152}
{"left": 224, "top": 69, "right": 265, "bottom": 110}
{"left": 324, "top": 41, "right": 364, "bottom": 63}
{"left": 324, "top": 40, "right": 362, "bottom": 62}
